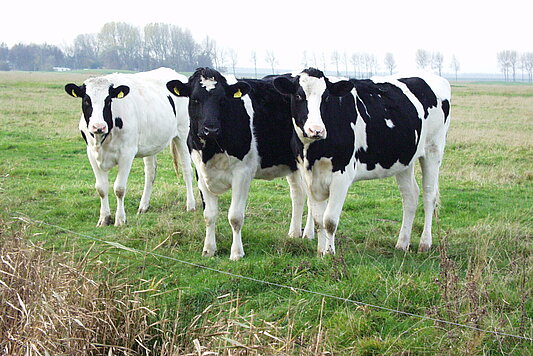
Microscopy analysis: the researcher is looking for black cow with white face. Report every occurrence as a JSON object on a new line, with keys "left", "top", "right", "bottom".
{"left": 274, "top": 68, "right": 451, "bottom": 254}
{"left": 167, "top": 67, "right": 312, "bottom": 260}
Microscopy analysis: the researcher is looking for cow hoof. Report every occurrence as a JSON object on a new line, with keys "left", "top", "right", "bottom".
{"left": 96, "top": 216, "right": 112, "bottom": 227}
{"left": 137, "top": 206, "right": 149, "bottom": 214}
{"left": 114, "top": 218, "right": 126, "bottom": 227}
{"left": 318, "top": 249, "right": 335, "bottom": 257}
{"left": 288, "top": 230, "right": 301, "bottom": 238}
{"left": 395, "top": 242, "right": 410, "bottom": 251}
{"left": 230, "top": 253, "right": 244, "bottom": 261}
{"left": 186, "top": 201, "right": 196, "bottom": 212}
{"left": 303, "top": 230, "right": 315, "bottom": 240}
{"left": 202, "top": 249, "right": 216, "bottom": 257}
{"left": 418, "top": 243, "right": 431, "bottom": 252}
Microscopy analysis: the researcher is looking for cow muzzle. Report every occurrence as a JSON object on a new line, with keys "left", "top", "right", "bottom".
{"left": 305, "top": 124, "right": 327, "bottom": 140}
{"left": 89, "top": 123, "right": 108, "bottom": 135}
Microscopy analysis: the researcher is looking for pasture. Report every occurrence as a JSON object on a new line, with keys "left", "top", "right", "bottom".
{"left": 0, "top": 71, "right": 531, "bottom": 354}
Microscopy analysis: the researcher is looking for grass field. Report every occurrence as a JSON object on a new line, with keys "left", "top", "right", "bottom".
{"left": 0, "top": 71, "right": 531, "bottom": 355}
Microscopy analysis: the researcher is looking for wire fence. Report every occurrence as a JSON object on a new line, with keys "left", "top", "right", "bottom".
{"left": 12, "top": 214, "right": 533, "bottom": 343}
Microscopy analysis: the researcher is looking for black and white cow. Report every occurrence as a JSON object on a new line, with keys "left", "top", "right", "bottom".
{"left": 65, "top": 67, "right": 196, "bottom": 226}
{"left": 167, "top": 67, "right": 312, "bottom": 260}
{"left": 273, "top": 68, "right": 451, "bottom": 254}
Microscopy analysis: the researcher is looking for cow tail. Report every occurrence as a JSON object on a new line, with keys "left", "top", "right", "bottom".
{"left": 170, "top": 140, "right": 180, "bottom": 178}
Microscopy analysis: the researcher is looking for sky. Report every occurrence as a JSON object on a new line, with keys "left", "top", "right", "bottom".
{"left": 2, "top": 0, "right": 531, "bottom": 74}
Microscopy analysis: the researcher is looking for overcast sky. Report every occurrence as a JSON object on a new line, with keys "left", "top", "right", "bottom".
{"left": 2, "top": 0, "right": 530, "bottom": 74}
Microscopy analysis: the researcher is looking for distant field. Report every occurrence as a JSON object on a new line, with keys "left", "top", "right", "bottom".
{"left": 0, "top": 71, "right": 531, "bottom": 354}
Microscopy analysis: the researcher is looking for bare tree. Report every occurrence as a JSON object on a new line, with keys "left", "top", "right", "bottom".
{"left": 331, "top": 50, "right": 341, "bottom": 76}
{"left": 384, "top": 52, "right": 396, "bottom": 75}
{"left": 265, "top": 50, "right": 278, "bottom": 74}
{"left": 350, "top": 53, "right": 362, "bottom": 78}
{"left": 228, "top": 48, "right": 238, "bottom": 76}
{"left": 450, "top": 55, "right": 461, "bottom": 81}
{"left": 342, "top": 52, "right": 349, "bottom": 76}
{"left": 416, "top": 49, "right": 430, "bottom": 69}
{"left": 497, "top": 50, "right": 516, "bottom": 81}
{"left": 251, "top": 50, "right": 258, "bottom": 78}
{"left": 302, "top": 50, "right": 308, "bottom": 68}
{"left": 521, "top": 52, "right": 533, "bottom": 82}
{"left": 431, "top": 51, "right": 444, "bottom": 76}
{"left": 321, "top": 52, "right": 327, "bottom": 72}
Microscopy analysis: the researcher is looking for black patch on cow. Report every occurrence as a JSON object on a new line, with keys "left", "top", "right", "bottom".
{"left": 80, "top": 131, "right": 88, "bottom": 144}
{"left": 103, "top": 89, "right": 115, "bottom": 133}
{"left": 243, "top": 78, "right": 297, "bottom": 170}
{"left": 115, "top": 117, "right": 123, "bottom": 129}
{"left": 302, "top": 67, "right": 325, "bottom": 79}
{"left": 81, "top": 92, "right": 92, "bottom": 127}
{"left": 167, "top": 95, "right": 176, "bottom": 116}
{"left": 305, "top": 91, "right": 357, "bottom": 172}
{"left": 352, "top": 79, "right": 422, "bottom": 171}
{"left": 398, "top": 77, "right": 437, "bottom": 119}
{"left": 442, "top": 99, "right": 450, "bottom": 122}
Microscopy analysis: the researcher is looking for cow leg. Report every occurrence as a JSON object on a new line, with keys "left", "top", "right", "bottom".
{"left": 172, "top": 137, "right": 196, "bottom": 211}
{"left": 286, "top": 171, "right": 305, "bottom": 238}
{"left": 321, "top": 176, "right": 351, "bottom": 255}
{"left": 228, "top": 174, "right": 252, "bottom": 261}
{"left": 138, "top": 155, "right": 157, "bottom": 214}
{"left": 113, "top": 157, "right": 134, "bottom": 226}
{"left": 308, "top": 198, "right": 328, "bottom": 255}
{"left": 303, "top": 197, "right": 315, "bottom": 239}
{"left": 197, "top": 173, "right": 218, "bottom": 257}
{"left": 87, "top": 150, "right": 111, "bottom": 226}
{"left": 419, "top": 148, "right": 443, "bottom": 252}
{"left": 394, "top": 164, "right": 420, "bottom": 251}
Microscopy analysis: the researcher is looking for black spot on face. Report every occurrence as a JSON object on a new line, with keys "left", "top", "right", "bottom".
{"left": 115, "top": 117, "right": 123, "bottom": 129}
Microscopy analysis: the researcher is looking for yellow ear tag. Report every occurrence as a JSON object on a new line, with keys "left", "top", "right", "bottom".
{"left": 71, "top": 90, "right": 77, "bottom": 97}
{"left": 174, "top": 88, "right": 180, "bottom": 96}
{"left": 117, "top": 91, "right": 124, "bottom": 99}
{"left": 234, "top": 89, "right": 242, "bottom": 98}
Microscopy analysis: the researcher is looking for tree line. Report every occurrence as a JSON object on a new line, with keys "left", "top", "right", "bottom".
{"left": 0, "top": 22, "right": 213, "bottom": 72}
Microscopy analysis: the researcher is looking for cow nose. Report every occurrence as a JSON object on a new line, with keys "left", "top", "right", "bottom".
{"left": 306, "top": 125, "right": 326, "bottom": 139}
{"left": 200, "top": 126, "right": 220, "bottom": 138}
{"left": 90, "top": 123, "right": 107, "bottom": 134}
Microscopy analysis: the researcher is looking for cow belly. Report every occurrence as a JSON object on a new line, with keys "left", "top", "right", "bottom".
{"left": 255, "top": 164, "right": 292, "bottom": 180}
{"left": 353, "top": 160, "right": 412, "bottom": 181}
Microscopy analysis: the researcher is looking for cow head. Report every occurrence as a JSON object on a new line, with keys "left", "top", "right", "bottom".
{"left": 273, "top": 68, "right": 353, "bottom": 143}
{"left": 167, "top": 67, "right": 250, "bottom": 140}
{"left": 65, "top": 80, "right": 130, "bottom": 137}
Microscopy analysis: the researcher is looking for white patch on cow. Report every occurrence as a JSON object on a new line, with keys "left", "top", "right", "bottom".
{"left": 371, "top": 75, "right": 425, "bottom": 121}
{"left": 200, "top": 76, "right": 217, "bottom": 91}
{"left": 385, "top": 119, "right": 395, "bottom": 128}
{"left": 298, "top": 72, "right": 328, "bottom": 138}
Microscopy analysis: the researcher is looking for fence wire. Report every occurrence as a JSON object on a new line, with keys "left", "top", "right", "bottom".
{"left": 12, "top": 215, "right": 532, "bottom": 342}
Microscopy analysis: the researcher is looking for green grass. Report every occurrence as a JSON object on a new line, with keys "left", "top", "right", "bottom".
{"left": 0, "top": 73, "right": 531, "bottom": 354}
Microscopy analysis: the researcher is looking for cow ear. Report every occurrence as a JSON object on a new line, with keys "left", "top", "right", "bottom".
{"left": 328, "top": 80, "right": 353, "bottom": 97}
{"left": 167, "top": 80, "right": 190, "bottom": 97}
{"left": 273, "top": 77, "right": 297, "bottom": 95}
{"left": 226, "top": 82, "right": 251, "bottom": 99}
{"left": 110, "top": 85, "right": 130, "bottom": 99}
{"left": 65, "top": 83, "right": 85, "bottom": 98}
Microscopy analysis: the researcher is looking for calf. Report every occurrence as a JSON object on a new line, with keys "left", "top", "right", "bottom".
{"left": 65, "top": 67, "right": 196, "bottom": 226}
{"left": 274, "top": 68, "right": 451, "bottom": 254}
{"left": 167, "top": 67, "right": 312, "bottom": 260}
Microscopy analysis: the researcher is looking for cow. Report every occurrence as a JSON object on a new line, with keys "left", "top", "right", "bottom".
{"left": 273, "top": 68, "right": 451, "bottom": 255}
{"left": 167, "top": 67, "right": 313, "bottom": 260}
{"left": 65, "top": 67, "right": 196, "bottom": 227}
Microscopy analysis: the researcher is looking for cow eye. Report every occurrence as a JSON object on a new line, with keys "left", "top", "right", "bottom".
{"left": 190, "top": 99, "right": 200, "bottom": 105}
{"left": 295, "top": 94, "right": 303, "bottom": 101}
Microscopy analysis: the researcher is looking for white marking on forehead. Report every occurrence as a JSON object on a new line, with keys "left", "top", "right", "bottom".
{"left": 298, "top": 72, "right": 327, "bottom": 97}
{"left": 385, "top": 119, "right": 395, "bottom": 128}
{"left": 200, "top": 76, "right": 217, "bottom": 92}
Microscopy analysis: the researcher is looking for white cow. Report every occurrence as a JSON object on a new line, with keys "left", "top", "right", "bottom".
{"left": 65, "top": 67, "right": 196, "bottom": 226}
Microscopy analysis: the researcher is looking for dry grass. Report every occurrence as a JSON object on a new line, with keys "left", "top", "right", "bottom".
{"left": 0, "top": 218, "right": 334, "bottom": 355}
